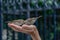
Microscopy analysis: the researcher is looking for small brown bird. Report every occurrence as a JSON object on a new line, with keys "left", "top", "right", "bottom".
{"left": 6, "top": 16, "right": 42, "bottom": 26}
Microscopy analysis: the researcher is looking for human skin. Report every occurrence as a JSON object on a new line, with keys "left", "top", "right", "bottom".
{"left": 8, "top": 23, "right": 41, "bottom": 40}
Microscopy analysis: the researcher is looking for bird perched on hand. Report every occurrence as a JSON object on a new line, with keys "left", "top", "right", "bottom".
{"left": 6, "top": 16, "right": 42, "bottom": 26}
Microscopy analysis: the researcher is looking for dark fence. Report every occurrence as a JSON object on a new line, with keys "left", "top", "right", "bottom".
{"left": 0, "top": 0, "right": 60, "bottom": 40}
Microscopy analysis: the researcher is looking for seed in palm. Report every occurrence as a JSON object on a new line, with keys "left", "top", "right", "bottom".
{"left": 7, "top": 16, "right": 42, "bottom": 26}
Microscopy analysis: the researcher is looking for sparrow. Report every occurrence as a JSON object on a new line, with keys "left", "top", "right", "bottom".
{"left": 6, "top": 16, "right": 42, "bottom": 26}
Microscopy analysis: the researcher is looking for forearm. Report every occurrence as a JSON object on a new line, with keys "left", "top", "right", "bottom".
{"left": 31, "top": 34, "right": 41, "bottom": 40}
{"left": 31, "top": 28, "right": 41, "bottom": 40}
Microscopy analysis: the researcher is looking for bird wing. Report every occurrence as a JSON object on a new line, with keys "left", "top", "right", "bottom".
{"left": 24, "top": 16, "right": 42, "bottom": 25}
{"left": 12, "top": 19, "right": 25, "bottom": 26}
{"left": 6, "top": 19, "right": 25, "bottom": 26}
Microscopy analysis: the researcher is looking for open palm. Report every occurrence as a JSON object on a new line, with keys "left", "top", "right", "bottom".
{"left": 8, "top": 23, "right": 37, "bottom": 35}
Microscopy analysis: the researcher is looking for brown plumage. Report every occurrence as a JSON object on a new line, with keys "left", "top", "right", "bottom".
{"left": 6, "top": 16, "right": 42, "bottom": 26}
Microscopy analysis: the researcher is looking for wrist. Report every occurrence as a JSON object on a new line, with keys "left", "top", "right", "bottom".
{"left": 31, "top": 28, "right": 41, "bottom": 40}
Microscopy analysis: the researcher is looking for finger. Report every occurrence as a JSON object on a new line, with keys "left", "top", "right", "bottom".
{"left": 30, "top": 25, "right": 36, "bottom": 29}
{"left": 8, "top": 23, "right": 34, "bottom": 34}
{"left": 8, "top": 23, "right": 23, "bottom": 32}
{"left": 22, "top": 24, "right": 33, "bottom": 30}
{"left": 22, "top": 24, "right": 29, "bottom": 30}
{"left": 10, "top": 26, "right": 19, "bottom": 32}
{"left": 22, "top": 25, "right": 34, "bottom": 32}
{"left": 21, "top": 29, "right": 34, "bottom": 35}
{"left": 22, "top": 25, "right": 37, "bottom": 32}
{"left": 8, "top": 23, "right": 31, "bottom": 33}
{"left": 22, "top": 25, "right": 37, "bottom": 34}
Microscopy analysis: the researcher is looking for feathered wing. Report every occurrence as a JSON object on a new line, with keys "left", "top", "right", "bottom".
{"left": 6, "top": 16, "right": 42, "bottom": 25}
{"left": 6, "top": 19, "right": 25, "bottom": 26}
{"left": 12, "top": 19, "right": 25, "bottom": 26}
{"left": 24, "top": 16, "right": 42, "bottom": 25}
{"left": 24, "top": 17, "right": 38, "bottom": 25}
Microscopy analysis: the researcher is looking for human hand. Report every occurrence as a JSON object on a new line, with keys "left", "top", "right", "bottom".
{"left": 8, "top": 23, "right": 41, "bottom": 40}
{"left": 8, "top": 23, "right": 37, "bottom": 35}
